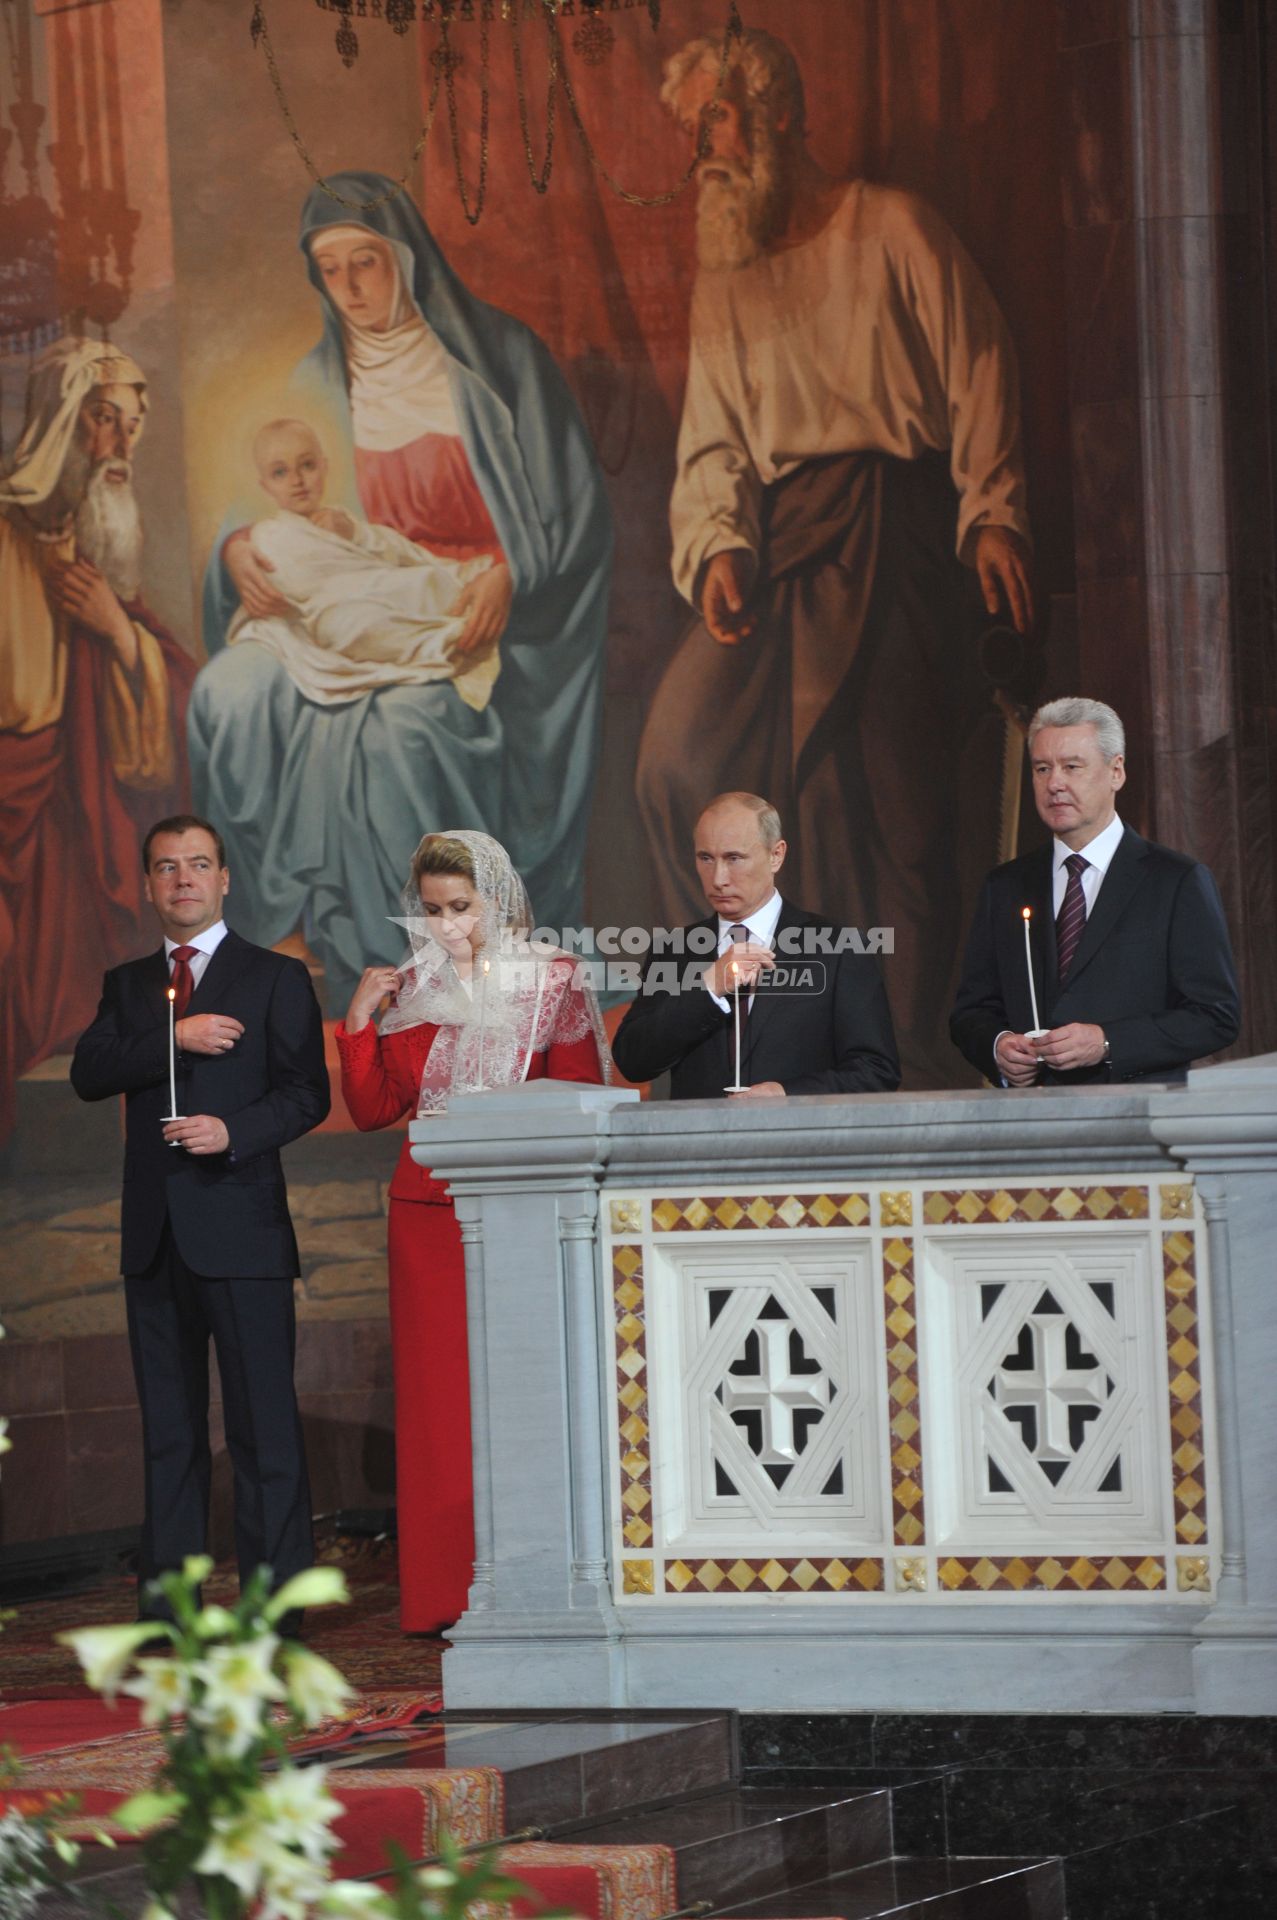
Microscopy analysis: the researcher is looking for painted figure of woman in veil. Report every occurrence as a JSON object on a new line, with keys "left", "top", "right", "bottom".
{"left": 190, "top": 172, "right": 612, "bottom": 1009}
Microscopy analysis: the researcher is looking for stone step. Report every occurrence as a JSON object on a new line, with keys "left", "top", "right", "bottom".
{"left": 716, "top": 1852, "right": 1065, "bottom": 1919}
{"left": 331, "top": 1709, "right": 737, "bottom": 1830}
{"left": 553, "top": 1786, "right": 894, "bottom": 1908}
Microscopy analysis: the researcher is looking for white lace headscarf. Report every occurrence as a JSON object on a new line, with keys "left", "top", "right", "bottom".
{"left": 380, "top": 829, "right": 611, "bottom": 1115}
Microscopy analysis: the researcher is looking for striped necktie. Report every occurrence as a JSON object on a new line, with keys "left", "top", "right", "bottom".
{"left": 1055, "top": 854, "right": 1090, "bottom": 982}
{"left": 169, "top": 945, "right": 199, "bottom": 1018}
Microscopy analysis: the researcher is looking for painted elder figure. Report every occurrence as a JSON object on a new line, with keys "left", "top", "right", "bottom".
{"left": 637, "top": 31, "right": 1034, "bottom": 1086}
{"left": 0, "top": 338, "right": 193, "bottom": 1141}
{"left": 191, "top": 174, "right": 612, "bottom": 1009}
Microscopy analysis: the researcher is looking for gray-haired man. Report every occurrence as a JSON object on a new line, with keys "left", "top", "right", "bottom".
{"left": 950, "top": 697, "right": 1240, "bottom": 1085}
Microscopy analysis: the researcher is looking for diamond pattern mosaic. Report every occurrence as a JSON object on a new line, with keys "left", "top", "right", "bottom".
{"left": 882, "top": 1236, "right": 925, "bottom": 1546}
{"left": 612, "top": 1244, "right": 652, "bottom": 1552}
{"left": 664, "top": 1556, "right": 884, "bottom": 1594}
{"left": 922, "top": 1186, "right": 1149, "bottom": 1225}
{"left": 1163, "top": 1230, "right": 1208, "bottom": 1547}
{"left": 651, "top": 1193, "right": 871, "bottom": 1232}
{"left": 937, "top": 1555, "right": 1166, "bottom": 1592}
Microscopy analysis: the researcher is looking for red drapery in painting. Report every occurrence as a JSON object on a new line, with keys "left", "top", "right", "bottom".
{"left": 417, "top": 0, "right": 1072, "bottom": 698}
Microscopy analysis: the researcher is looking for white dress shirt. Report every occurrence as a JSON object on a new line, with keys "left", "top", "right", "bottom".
{"left": 165, "top": 919, "right": 229, "bottom": 991}
{"left": 1051, "top": 812, "right": 1125, "bottom": 914}
{"left": 706, "top": 890, "right": 783, "bottom": 1012}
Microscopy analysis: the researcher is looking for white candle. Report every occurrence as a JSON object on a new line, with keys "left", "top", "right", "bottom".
{"left": 1021, "top": 907, "right": 1043, "bottom": 1034}
{"left": 166, "top": 984, "right": 178, "bottom": 1118}
{"left": 731, "top": 958, "right": 742, "bottom": 1091}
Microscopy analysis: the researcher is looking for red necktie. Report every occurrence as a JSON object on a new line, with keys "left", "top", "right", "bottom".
{"left": 170, "top": 945, "right": 198, "bottom": 1018}
{"left": 1055, "top": 855, "right": 1089, "bottom": 982}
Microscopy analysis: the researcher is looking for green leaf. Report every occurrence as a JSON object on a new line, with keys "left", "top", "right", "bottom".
{"left": 112, "top": 1790, "right": 186, "bottom": 1833}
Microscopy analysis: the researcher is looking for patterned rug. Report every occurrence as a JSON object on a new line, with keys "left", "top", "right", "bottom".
{"left": 0, "top": 1535, "right": 443, "bottom": 1697}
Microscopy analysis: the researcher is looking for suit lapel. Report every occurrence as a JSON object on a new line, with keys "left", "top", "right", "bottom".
{"left": 138, "top": 947, "right": 171, "bottom": 1029}
{"left": 1025, "top": 849, "right": 1057, "bottom": 1014}
{"left": 742, "top": 898, "right": 795, "bottom": 1068}
{"left": 1053, "top": 827, "right": 1148, "bottom": 997}
{"left": 187, "top": 929, "right": 255, "bottom": 1011}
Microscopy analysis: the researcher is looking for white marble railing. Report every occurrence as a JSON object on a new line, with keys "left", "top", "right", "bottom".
{"left": 413, "top": 1059, "right": 1277, "bottom": 1714}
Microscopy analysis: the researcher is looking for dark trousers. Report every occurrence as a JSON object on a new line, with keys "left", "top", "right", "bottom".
{"left": 125, "top": 1223, "right": 312, "bottom": 1612}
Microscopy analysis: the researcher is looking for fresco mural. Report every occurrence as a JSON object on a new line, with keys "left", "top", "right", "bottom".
{"left": 0, "top": 0, "right": 1075, "bottom": 1378}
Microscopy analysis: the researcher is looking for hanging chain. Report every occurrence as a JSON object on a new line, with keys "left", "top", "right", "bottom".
{"left": 510, "top": 0, "right": 557, "bottom": 194}
{"left": 253, "top": 0, "right": 743, "bottom": 218}
{"left": 254, "top": 0, "right": 442, "bottom": 213}
{"left": 439, "top": 1, "right": 490, "bottom": 225}
{"left": 543, "top": 0, "right": 739, "bottom": 208}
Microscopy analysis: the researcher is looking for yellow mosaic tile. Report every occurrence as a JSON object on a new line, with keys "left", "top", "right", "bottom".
{"left": 613, "top": 1244, "right": 642, "bottom": 1278}
{"left": 1163, "top": 1227, "right": 1208, "bottom": 1551}
{"left": 613, "top": 1245, "right": 653, "bottom": 1589}
{"left": 623, "top": 1559, "right": 654, "bottom": 1595}
{"left": 1160, "top": 1183, "right": 1194, "bottom": 1220}
{"left": 650, "top": 1193, "right": 873, "bottom": 1231}
{"left": 660, "top": 1557, "right": 885, "bottom": 1595}
{"left": 922, "top": 1185, "right": 1151, "bottom": 1225}
{"left": 880, "top": 1191, "right": 913, "bottom": 1227}
{"left": 623, "top": 1516, "right": 653, "bottom": 1548}
{"left": 935, "top": 1555, "right": 1167, "bottom": 1593}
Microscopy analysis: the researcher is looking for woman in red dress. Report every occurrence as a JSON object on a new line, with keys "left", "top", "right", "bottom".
{"left": 336, "top": 829, "right": 608, "bottom": 1632}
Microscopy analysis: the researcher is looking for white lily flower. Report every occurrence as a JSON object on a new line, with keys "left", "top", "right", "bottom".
{"left": 256, "top": 1842, "right": 330, "bottom": 1920}
{"left": 255, "top": 1764, "right": 343, "bottom": 1861}
{"left": 196, "top": 1690, "right": 271, "bottom": 1761}
{"left": 0, "top": 1414, "right": 11, "bottom": 1457}
{"left": 263, "top": 1567, "right": 350, "bottom": 1623}
{"left": 283, "top": 1646, "right": 355, "bottom": 1728}
{"left": 142, "top": 1903, "right": 177, "bottom": 1920}
{"left": 181, "top": 1554, "right": 214, "bottom": 1586}
{"left": 58, "top": 1622, "right": 169, "bottom": 1698}
{"left": 193, "top": 1814, "right": 270, "bottom": 1900}
{"left": 121, "top": 1656, "right": 191, "bottom": 1727}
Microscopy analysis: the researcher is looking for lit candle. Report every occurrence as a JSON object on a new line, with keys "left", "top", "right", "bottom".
{"left": 730, "top": 958, "right": 742, "bottom": 1091}
{"left": 1021, "top": 907, "right": 1044, "bottom": 1034}
{"left": 166, "top": 984, "right": 178, "bottom": 1119}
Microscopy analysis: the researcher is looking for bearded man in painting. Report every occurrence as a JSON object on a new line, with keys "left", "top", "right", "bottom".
{"left": 0, "top": 338, "right": 194, "bottom": 1143}
{"left": 636, "top": 29, "right": 1034, "bottom": 1087}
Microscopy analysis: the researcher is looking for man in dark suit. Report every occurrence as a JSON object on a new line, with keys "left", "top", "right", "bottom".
{"left": 71, "top": 813, "right": 330, "bottom": 1612}
{"left": 612, "top": 791, "right": 899, "bottom": 1098}
{"left": 950, "top": 697, "right": 1240, "bottom": 1086}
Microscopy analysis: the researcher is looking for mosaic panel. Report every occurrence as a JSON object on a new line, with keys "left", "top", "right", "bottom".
{"left": 651, "top": 1193, "right": 871, "bottom": 1232}
{"left": 922, "top": 1186, "right": 1149, "bottom": 1226}
{"left": 882, "top": 1237, "right": 925, "bottom": 1546}
{"left": 937, "top": 1554, "right": 1167, "bottom": 1592}
{"left": 664, "top": 1556, "right": 884, "bottom": 1594}
{"left": 1163, "top": 1230, "right": 1207, "bottom": 1547}
{"left": 612, "top": 1244, "right": 652, "bottom": 1552}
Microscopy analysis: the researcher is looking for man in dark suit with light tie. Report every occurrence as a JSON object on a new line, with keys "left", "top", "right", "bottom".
{"left": 72, "top": 813, "right": 330, "bottom": 1615}
{"left": 950, "top": 697, "right": 1240, "bottom": 1086}
{"left": 612, "top": 791, "right": 899, "bottom": 1098}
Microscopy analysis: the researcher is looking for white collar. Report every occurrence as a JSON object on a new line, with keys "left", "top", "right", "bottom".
{"left": 164, "top": 919, "right": 229, "bottom": 959}
{"left": 717, "top": 890, "right": 783, "bottom": 946}
{"left": 1053, "top": 814, "right": 1124, "bottom": 877}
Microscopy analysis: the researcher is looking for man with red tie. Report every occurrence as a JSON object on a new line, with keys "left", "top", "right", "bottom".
{"left": 71, "top": 815, "right": 329, "bottom": 1617}
{"left": 950, "top": 698, "right": 1241, "bottom": 1085}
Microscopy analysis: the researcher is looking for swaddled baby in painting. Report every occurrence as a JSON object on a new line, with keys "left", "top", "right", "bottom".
{"left": 227, "top": 418, "right": 498, "bottom": 711}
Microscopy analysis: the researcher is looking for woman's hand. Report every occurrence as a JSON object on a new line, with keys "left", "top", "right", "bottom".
{"left": 225, "top": 530, "right": 291, "bottom": 619}
{"left": 450, "top": 561, "right": 513, "bottom": 658}
{"left": 345, "top": 965, "right": 401, "bottom": 1033}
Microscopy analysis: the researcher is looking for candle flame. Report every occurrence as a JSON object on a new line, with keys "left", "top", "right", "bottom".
{"left": 167, "top": 986, "right": 176, "bottom": 1001}
{"left": 1021, "top": 906, "right": 1032, "bottom": 922}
